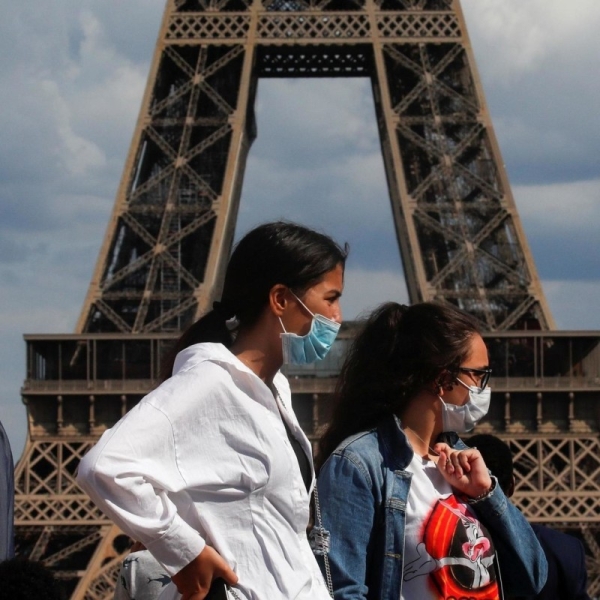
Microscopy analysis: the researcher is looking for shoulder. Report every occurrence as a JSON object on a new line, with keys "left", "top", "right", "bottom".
{"left": 334, "top": 428, "right": 379, "bottom": 458}
{"left": 531, "top": 524, "right": 588, "bottom": 593}
{"left": 321, "top": 429, "right": 381, "bottom": 484}
{"left": 162, "top": 342, "right": 243, "bottom": 390}
{"left": 532, "top": 524, "right": 585, "bottom": 556}
{"left": 327, "top": 415, "right": 412, "bottom": 471}
{"left": 171, "top": 342, "right": 235, "bottom": 378}
{"left": 142, "top": 354, "right": 244, "bottom": 421}
{"left": 153, "top": 358, "right": 233, "bottom": 393}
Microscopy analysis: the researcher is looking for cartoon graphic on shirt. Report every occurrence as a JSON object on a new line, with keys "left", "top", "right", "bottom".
{"left": 404, "top": 494, "right": 499, "bottom": 598}
{"left": 114, "top": 550, "right": 172, "bottom": 600}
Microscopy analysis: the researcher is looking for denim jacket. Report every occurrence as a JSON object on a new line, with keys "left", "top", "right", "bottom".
{"left": 316, "top": 415, "right": 547, "bottom": 600}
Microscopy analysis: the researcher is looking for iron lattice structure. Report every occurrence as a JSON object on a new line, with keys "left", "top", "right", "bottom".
{"left": 76, "top": 0, "right": 554, "bottom": 334}
{"left": 14, "top": 0, "right": 600, "bottom": 598}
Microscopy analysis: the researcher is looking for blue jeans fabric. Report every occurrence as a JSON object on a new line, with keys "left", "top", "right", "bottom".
{"left": 316, "top": 415, "right": 547, "bottom": 600}
{"left": 0, "top": 420, "right": 14, "bottom": 561}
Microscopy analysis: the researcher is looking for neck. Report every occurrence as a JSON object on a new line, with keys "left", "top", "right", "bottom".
{"left": 230, "top": 324, "right": 282, "bottom": 385}
{"left": 399, "top": 389, "right": 443, "bottom": 451}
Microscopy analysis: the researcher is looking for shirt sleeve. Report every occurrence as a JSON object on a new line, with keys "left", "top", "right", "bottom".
{"left": 77, "top": 400, "right": 206, "bottom": 575}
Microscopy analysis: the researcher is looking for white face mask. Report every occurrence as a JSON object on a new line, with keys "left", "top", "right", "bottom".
{"left": 439, "top": 377, "right": 491, "bottom": 433}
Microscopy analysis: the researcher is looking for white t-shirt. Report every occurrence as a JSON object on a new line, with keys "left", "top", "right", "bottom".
{"left": 402, "top": 453, "right": 500, "bottom": 599}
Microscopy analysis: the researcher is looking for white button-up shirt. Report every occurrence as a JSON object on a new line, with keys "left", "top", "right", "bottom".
{"left": 77, "top": 343, "right": 330, "bottom": 600}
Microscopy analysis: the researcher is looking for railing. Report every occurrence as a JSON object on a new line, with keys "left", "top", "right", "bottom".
{"left": 23, "top": 329, "right": 600, "bottom": 390}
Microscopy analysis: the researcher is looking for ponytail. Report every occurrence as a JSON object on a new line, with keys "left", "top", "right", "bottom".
{"left": 160, "top": 306, "right": 234, "bottom": 380}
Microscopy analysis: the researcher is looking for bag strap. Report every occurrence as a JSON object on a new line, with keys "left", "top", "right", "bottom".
{"left": 310, "top": 483, "right": 334, "bottom": 598}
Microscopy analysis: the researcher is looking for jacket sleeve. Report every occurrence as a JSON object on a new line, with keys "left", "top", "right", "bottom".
{"left": 470, "top": 483, "right": 548, "bottom": 595}
{"left": 77, "top": 400, "right": 206, "bottom": 575}
{"left": 316, "top": 453, "right": 375, "bottom": 600}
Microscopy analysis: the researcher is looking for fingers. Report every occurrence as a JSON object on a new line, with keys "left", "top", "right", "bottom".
{"left": 130, "top": 540, "right": 146, "bottom": 552}
{"left": 172, "top": 546, "right": 238, "bottom": 600}
{"left": 435, "top": 447, "right": 494, "bottom": 498}
{"left": 445, "top": 451, "right": 464, "bottom": 477}
{"left": 432, "top": 442, "right": 452, "bottom": 455}
{"left": 457, "top": 450, "right": 472, "bottom": 473}
{"left": 205, "top": 545, "right": 238, "bottom": 585}
{"left": 181, "top": 593, "right": 206, "bottom": 600}
{"left": 436, "top": 448, "right": 476, "bottom": 478}
{"left": 214, "top": 560, "right": 239, "bottom": 586}
{"left": 436, "top": 449, "right": 448, "bottom": 469}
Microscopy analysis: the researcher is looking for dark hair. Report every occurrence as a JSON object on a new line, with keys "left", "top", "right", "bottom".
{"left": 317, "top": 301, "right": 480, "bottom": 467}
{"left": 0, "top": 557, "right": 64, "bottom": 600}
{"left": 468, "top": 434, "right": 514, "bottom": 495}
{"left": 163, "top": 221, "right": 347, "bottom": 378}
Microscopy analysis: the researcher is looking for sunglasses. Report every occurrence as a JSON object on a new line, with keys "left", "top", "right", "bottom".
{"left": 457, "top": 367, "right": 492, "bottom": 389}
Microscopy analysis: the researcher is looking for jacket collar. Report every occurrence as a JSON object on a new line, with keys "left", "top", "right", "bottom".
{"left": 377, "top": 415, "right": 413, "bottom": 471}
{"left": 377, "top": 414, "right": 464, "bottom": 471}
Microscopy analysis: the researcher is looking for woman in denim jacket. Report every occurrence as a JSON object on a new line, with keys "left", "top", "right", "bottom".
{"left": 315, "top": 302, "right": 547, "bottom": 600}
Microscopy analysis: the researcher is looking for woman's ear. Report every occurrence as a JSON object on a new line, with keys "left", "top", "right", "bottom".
{"left": 269, "top": 284, "right": 288, "bottom": 317}
{"left": 436, "top": 371, "right": 454, "bottom": 395}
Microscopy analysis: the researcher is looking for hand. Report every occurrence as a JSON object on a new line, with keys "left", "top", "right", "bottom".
{"left": 130, "top": 540, "right": 146, "bottom": 552}
{"left": 433, "top": 443, "right": 492, "bottom": 499}
{"left": 171, "top": 545, "right": 238, "bottom": 600}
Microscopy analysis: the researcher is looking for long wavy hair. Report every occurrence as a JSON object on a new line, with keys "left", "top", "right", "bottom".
{"left": 317, "top": 301, "right": 480, "bottom": 468}
{"left": 162, "top": 221, "right": 347, "bottom": 379}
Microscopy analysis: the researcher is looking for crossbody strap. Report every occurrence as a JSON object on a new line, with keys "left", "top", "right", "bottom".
{"left": 310, "top": 484, "right": 334, "bottom": 598}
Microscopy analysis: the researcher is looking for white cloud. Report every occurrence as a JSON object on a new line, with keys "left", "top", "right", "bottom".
{"left": 40, "top": 79, "right": 107, "bottom": 177}
{"left": 459, "top": 0, "right": 600, "bottom": 188}
{"left": 0, "top": 231, "right": 95, "bottom": 460}
{"left": 461, "top": 0, "right": 600, "bottom": 82}
{"left": 514, "top": 178, "right": 600, "bottom": 231}
{"left": 254, "top": 78, "right": 378, "bottom": 163}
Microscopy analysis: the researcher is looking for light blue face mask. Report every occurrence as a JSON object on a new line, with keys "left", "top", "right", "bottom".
{"left": 279, "top": 293, "right": 341, "bottom": 365}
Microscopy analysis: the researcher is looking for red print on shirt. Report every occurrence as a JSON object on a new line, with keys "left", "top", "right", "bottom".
{"left": 404, "top": 495, "right": 500, "bottom": 599}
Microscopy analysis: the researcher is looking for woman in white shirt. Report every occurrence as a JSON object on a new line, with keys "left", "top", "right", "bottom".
{"left": 77, "top": 221, "right": 347, "bottom": 600}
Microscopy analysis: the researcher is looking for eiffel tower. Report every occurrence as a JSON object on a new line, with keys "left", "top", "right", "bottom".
{"left": 14, "top": 0, "right": 600, "bottom": 598}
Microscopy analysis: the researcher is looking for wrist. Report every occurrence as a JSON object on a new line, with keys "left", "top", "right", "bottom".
{"left": 467, "top": 476, "right": 497, "bottom": 503}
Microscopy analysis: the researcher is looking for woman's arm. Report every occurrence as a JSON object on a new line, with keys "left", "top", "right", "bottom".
{"left": 317, "top": 453, "right": 376, "bottom": 600}
{"left": 78, "top": 398, "right": 239, "bottom": 598}
{"left": 469, "top": 484, "right": 548, "bottom": 595}
{"left": 77, "top": 400, "right": 206, "bottom": 574}
{"left": 432, "top": 442, "right": 547, "bottom": 594}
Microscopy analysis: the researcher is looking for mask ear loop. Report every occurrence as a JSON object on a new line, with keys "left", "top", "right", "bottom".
{"left": 289, "top": 290, "right": 316, "bottom": 318}
{"left": 278, "top": 317, "right": 288, "bottom": 335}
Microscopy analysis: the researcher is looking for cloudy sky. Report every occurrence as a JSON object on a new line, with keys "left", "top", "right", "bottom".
{"left": 1, "top": 0, "right": 599, "bottom": 457}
